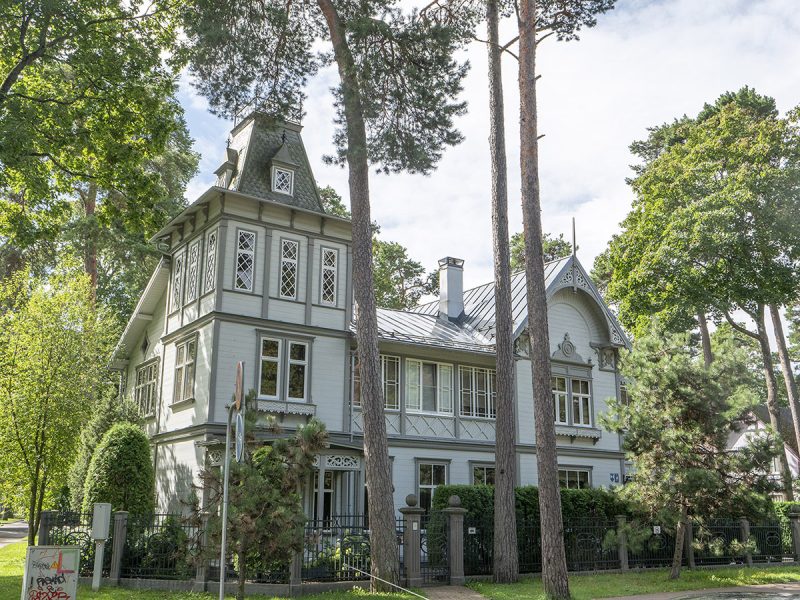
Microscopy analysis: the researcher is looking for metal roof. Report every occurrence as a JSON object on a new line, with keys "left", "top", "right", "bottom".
{"left": 372, "top": 307, "right": 495, "bottom": 353}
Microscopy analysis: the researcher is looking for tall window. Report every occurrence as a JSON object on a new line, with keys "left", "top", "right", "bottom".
{"left": 352, "top": 355, "right": 400, "bottom": 410}
{"left": 279, "top": 239, "right": 299, "bottom": 299}
{"left": 171, "top": 254, "right": 184, "bottom": 311}
{"left": 472, "top": 465, "right": 496, "bottom": 485}
{"left": 552, "top": 377, "right": 568, "bottom": 424}
{"left": 204, "top": 229, "right": 218, "bottom": 293}
{"left": 571, "top": 379, "right": 592, "bottom": 425}
{"left": 185, "top": 240, "right": 200, "bottom": 303}
{"left": 559, "top": 468, "right": 590, "bottom": 489}
{"left": 135, "top": 361, "right": 159, "bottom": 416}
{"left": 259, "top": 338, "right": 281, "bottom": 399}
{"left": 418, "top": 463, "right": 447, "bottom": 512}
{"left": 272, "top": 167, "right": 294, "bottom": 195}
{"left": 619, "top": 383, "right": 629, "bottom": 406}
{"left": 320, "top": 247, "right": 338, "bottom": 305}
{"left": 459, "top": 366, "right": 497, "bottom": 418}
{"left": 406, "top": 360, "right": 453, "bottom": 414}
{"left": 235, "top": 230, "right": 256, "bottom": 291}
{"left": 313, "top": 471, "right": 334, "bottom": 522}
{"left": 173, "top": 339, "right": 196, "bottom": 404}
{"left": 287, "top": 342, "right": 308, "bottom": 401}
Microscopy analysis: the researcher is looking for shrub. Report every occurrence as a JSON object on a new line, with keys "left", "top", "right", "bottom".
{"left": 432, "top": 484, "right": 632, "bottom": 523}
{"left": 82, "top": 423, "right": 154, "bottom": 515}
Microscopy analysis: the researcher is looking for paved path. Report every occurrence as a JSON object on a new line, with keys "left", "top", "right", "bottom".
{"left": 0, "top": 520, "right": 28, "bottom": 549}
{"left": 604, "top": 581, "right": 800, "bottom": 600}
{"left": 425, "top": 585, "right": 487, "bottom": 599}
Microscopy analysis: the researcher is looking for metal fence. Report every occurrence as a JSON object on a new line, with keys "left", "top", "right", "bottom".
{"left": 301, "top": 516, "right": 372, "bottom": 582}
{"left": 692, "top": 520, "right": 744, "bottom": 566}
{"left": 46, "top": 511, "right": 112, "bottom": 577}
{"left": 627, "top": 529, "right": 680, "bottom": 569}
{"left": 121, "top": 513, "right": 201, "bottom": 580}
{"left": 420, "top": 511, "right": 449, "bottom": 584}
{"left": 564, "top": 520, "right": 620, "bottom": 571}
{"left": 464, "top": 514, "right": 493, "bottom": 576}
{"left": 750, "top": 521, "right": 794, "bottom": 563}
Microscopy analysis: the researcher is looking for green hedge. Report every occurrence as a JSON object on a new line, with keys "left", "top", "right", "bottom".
{"left": 82, "top": 423, "right": 155, "bottom": 514}
{"left": 432, "top": 484, "right": 631, "bottom": 523}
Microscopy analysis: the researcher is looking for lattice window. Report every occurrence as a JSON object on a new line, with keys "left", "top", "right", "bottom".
{"left": 235, "top": 230, "right": 256, "bottom": 291}
{"left": 459, "top": 366, "right": 497, "bottom": 419}
{"left": 320, "top": 247, "right": 338, "bottom": 305}
{"left": 204, "top": 230, "right": 217, "bottom": 293}
{"left": 272, "top": 167, "right": 293, "bottom": 195}
{"left": 280, "top": 239, "right": 299, "bottom": 299}
{"left": 185, "top": 241, "right": 200, "bottom": 303}
{"left": 134, "top": 360, "right": 159, "bottom": 416}
{"left": 352, "top": 354, "right": 400, "bottom": 410}
{"left": 173, "top": 338, "right": 196, "bottom": 404}
{"left": 171, "top": 254, "right": 184, "bottom": 312}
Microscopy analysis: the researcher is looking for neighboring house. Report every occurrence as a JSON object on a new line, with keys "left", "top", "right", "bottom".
{"left": 728, "top": 406, "right": 800, "bottom": 501}
{"left": 111, "top": 112, "right": 632, "bottom": 516}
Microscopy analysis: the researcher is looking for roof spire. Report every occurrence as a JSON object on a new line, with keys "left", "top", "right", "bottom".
{"left": 572, "top": 216, "right": 577, "bottom": 257}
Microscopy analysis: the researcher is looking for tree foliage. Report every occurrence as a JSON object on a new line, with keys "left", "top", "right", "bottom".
{"left": 510, "top": 231, "right": 572, "bottom": 271}
{"left": 602, "top": 324, "right": 779, "bottom": 578}
{"left": 82, "top": 422, "right": 155, "bottom": 515}
{"left": 0, "top": 272, "right": 113, "bottom": 542}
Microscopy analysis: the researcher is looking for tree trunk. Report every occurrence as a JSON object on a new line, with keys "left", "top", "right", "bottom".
{"left": 317, "top": 0, "right": 399, "bottom": 590}
{"left": 83, "top": 183, "right": 98, "bottom": 301}
{"left": 770, "top": 303, "right": 800, "bottom": 456}
{"left": 755, "top": 305, "right": 795, "bottom": 500}
{"left": 487, "top": 0, "right": 518, "bottom": 584}
{"left": 669, "top": 502, "right": 688, "bottom": 580}
{"left": 697, "top": 310, "right": 713, "bottom": 368}
{"left": 237, "top": 549, "right": 245, "bottom": 600}
{"left": 518, "top": 2, "right": 570, "bottom": 598}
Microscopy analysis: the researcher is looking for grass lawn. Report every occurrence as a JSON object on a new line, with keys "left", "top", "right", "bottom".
{"left": 0, "top": 541, "right": 421, "bottom": 600}
{"left": 469, "top": 566, "right": 800, "bottom": 599}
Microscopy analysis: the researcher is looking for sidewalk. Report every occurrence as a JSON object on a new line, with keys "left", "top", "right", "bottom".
{"left": 0, "top": 520, "right": 28, "bottom": 549}
{"left": 603, "top": 581, "right": 800, "bottom": 600}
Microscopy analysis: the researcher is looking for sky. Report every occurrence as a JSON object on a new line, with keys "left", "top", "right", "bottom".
{"left": 177, "top": 0, "right": 800, "bottom": 292}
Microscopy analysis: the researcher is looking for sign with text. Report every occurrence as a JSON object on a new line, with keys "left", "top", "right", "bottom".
{"left": 21, "top": 546, "right": 79, "bottom": 600}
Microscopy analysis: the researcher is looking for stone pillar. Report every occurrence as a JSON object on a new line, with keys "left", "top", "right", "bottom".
{"left": 192, "top": 512, "right": 209, "bottom": 592}
{"left": 443, "top": 495, "right": 467, "bottom": 586}
{"left": 289, "top": 550, "right": 303, "bottom": 595}
{"left": 739, "top": 517, "right": 753, "bottom": 567}
{"left": 400, "top": 494, "right": 425, "bottom": 587}
{"left": 109, "top": 512, "right": 128, "bottom": 583}
{"left": 789, "top": 505, "right": 800, "bottom": 561}
{"left": 616, "top": 515, "right": 629, "bottom": 571}
{"left": 38, "top": 510, "right": 56, "bottom": 546}
{"left": 684, "top": 520, "right": 696, "bottom": 569}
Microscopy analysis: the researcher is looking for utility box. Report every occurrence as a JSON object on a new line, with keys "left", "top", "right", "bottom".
{"left": 91, "top": 503, "right": 112, "bottom": 540}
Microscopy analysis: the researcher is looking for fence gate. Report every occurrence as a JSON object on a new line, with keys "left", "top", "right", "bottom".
{"left": 420, "top": 512, "right": 449, "bottom": 585}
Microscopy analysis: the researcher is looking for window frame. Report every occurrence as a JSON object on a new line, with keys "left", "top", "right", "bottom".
{"left": 352, "top": 354, "right": 401, "bottom": 411}
{"left": 286, "top": 341, "right": 309, "bottom": 402}
{"left": 459, "top": 365, "right": 497, "bottom": 419}
{"left": 558, "top": 467, "right": 591, "bottom": 490}
{"left": 258, "top": 337, "right": 282, "bottom": 400}
{"left": 279, "top": 238, "right": 300, "bottom": 300}
{"left": 571, "top": 378, "right": 592, "bottom": 426}
{"left": 405, "top": 359, "right": 454, "bottom": 415}
{"left": 257, "top": 333, "right": 312, "bottom": 403}
{"left": 552, "top": 376, "right": 569, "bottom": 425}
{"left": 272, "top": 166, "right": 294, "bottom": 196}
{"left": 134, "top": 358, "right": 159, "bottom": 417}
{"left": 319, "top": 246, "right": 338, "bottom": 306}
{"left": 234, "top": 229, "right": 257, "bottom": 292}
{"left": 416, "top": 460, "right": 449, "bottom": 513}
{"left": 185, "top": 239, "right": 201, "bottom": 303}
{"left": 471, "top": 463, "right": 496, "bottom": 486}
{"left": 551, "top": 375, "right": 593, "bottom": 427}
{"left": 204, "top": 229, "right": 218, "bottom": 294}
{"left": 173, "top": 336, "right": 197, "bottom": 405}
{"left": 171, "top": 252, "right": 185, "bottom": 313}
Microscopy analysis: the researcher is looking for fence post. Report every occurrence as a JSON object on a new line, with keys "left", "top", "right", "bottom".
{"left": 193, "top": 511, "right": 209, "bottom": 592}
{"left": 443, "top": 495, "right": 466, "bottom": 586}
{"left": 789, "top": 505, "right": 800, "bottom": 561}
{"left": 616, "top": 515, "right": 629, "bottom": 571}
{"left": 740, "top": 517, "right": 753, "bottom": 567}
{"left": 684, "top": 520, "right": 696, "bottom": 569}
{"left": 289, "top": 549, "right": 302, "bottom": 595}
{"left": 400, "top": 494, "right": 425, "bottom": 587}
{"left": 109, "top": 511, "right": 128, "bottom": 584}
{"left": 37, "top": 510, "right": 56, "bottom": 546}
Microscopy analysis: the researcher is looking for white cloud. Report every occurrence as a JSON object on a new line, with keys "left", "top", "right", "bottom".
{"left": 178, "top": 0, "right": 800, "bottom": 290}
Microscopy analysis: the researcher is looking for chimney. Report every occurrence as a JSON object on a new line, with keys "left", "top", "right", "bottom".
{"left": 438, "top": 257, "right": 464, "bottom": 321}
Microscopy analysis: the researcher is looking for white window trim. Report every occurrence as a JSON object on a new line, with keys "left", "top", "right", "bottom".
{"left": 558, "top": 467, "right": 592, "bottom": 489}
{"left": 279, "top": 238, "right": 300, "bottom": 299}
{"left": 352, "top": 354, "right": 401, "bottom": 411}
{"left": 405, "top": 359, "right": 454, "bottom": 415}
{"left": 171, "top": 252, "right": 185, "bottom": 313}
{"left": 234, "top": 229, "right": 257, "bottom": 292}
{"left": 258, "top": 337, "right": 282, "bottom": 400}
{"left": 185, "top": 240, "right": 201, "bottom": 303}
{"left": 319, "top": 246, "right": 338, "bottom": 306}
{"left": 272, "top": 166, "right": 294, "bottom": 196}
{"left": 204, "top": 229, "right": 218, "bottom": 294}
{"left": 552, "top": 376, "right": 569, "bottom": 425}
{"left": 286, "top": 341, "right": 309, "bottom": 402}
{"left": 471, "top": 463, "right": 496, "bottom": 485}
{"left": 571, "top": 378, "right": 592, "bottom": 427}
{"left": 173, "top": 337, "right": 197, "bottom": 405}
{"left": 458, "top": 366, "right": 497, "bottom": 419}
{"left": 134, "top": 359, "right": 159, "bottom": 417}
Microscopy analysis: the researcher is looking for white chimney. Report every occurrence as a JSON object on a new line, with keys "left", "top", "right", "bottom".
{"left": 438, "top": 257, "right": 464, "bottom": 321}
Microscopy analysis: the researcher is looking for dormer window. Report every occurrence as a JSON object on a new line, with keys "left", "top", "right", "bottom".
{"left": 272, "top": 166, "right": 294, "bottom": 195}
